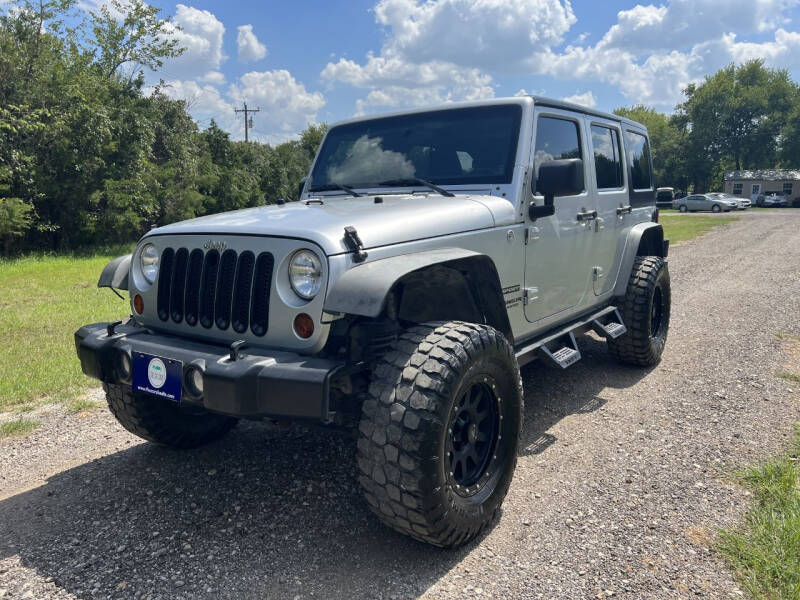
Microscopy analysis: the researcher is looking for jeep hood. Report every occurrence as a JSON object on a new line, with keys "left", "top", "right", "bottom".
{"left": 147, "top": 194, "right": 516, "bottom": 255}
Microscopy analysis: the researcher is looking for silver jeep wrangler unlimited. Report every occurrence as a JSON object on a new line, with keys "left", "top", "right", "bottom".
{"left": 75, "top": 96, "right": 670, "bottom": 548}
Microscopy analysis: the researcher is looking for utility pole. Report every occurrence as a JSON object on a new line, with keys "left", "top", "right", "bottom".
{"left": 234, "top": 103, "right": 260, "bottom": 142}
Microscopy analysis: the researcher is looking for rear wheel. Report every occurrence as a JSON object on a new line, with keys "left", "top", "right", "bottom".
{"left": 357, "top": 321, "right": 523, "bottom": 548}
{"left": 105, "top": 383, "right": 238, "bottom": 448}
{"left": 712, "top": 204, "right": 721, "bottom": 213}
{"left": 608, "top": 256, "right": 671, "bottom": 367}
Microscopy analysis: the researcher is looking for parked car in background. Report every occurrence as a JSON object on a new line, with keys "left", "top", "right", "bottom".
{"left": 708, "top": 192, "right": 750, "bottom": 210}
{"left": 674, "top": 193, "right": 738, "bottom": 212}
{"left": 656, "top": 187, "right": 675, "bottom": 208}
{"left": 756, "top": 192, "right": 789, "bottom": 207}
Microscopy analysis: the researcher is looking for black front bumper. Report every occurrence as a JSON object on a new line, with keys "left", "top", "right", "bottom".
{"left": 75, "top": 321, "right": 345, "bottom": 423}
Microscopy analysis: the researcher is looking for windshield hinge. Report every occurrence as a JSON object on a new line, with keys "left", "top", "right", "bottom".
{"left": 343, "top": 226, "right": 368, "bottom": 263}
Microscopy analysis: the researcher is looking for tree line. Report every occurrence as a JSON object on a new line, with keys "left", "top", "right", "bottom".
{"left": 2, "top": 0, "right": 800, "bottom": 254}
{"left": 0, "top": 0, "right": 326, "bottom": 254}
{"left": 616, "top": 60, "right": 800, "bottom": 195}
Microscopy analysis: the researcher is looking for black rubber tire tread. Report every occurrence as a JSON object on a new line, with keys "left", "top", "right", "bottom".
{"left": 608, "top": 256, "right": 671, "bottom": 367}
{"left": 104, "top": 383, "right": 238, "bottom": 449}
{"left": 357, "top": 321, "right": 523, "bottom": 548}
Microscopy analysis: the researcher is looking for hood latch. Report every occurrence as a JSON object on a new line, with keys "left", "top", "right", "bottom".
{"left": 343, "top": 226, "right": 368, "bottom": 263}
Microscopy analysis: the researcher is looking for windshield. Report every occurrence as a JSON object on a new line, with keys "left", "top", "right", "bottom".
{"left": 309, "top": 105, "right": 522, "bottom": 192}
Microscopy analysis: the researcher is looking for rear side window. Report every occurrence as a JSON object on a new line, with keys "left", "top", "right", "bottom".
{"left": 533, "top": 117, "right": 583, "bottom": 192}
{"left": 591, "top": 125, "right": 623, "bottom": 189}
{"left": 624, "top": 131, "right": 653, "bottom": 190}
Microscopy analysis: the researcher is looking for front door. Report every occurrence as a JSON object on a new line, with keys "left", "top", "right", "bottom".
{"left": 523, "top": 110, "right": 595, "bottom": 323}
{"left": 585, "top": 118, "right": 628, "bottom": 296}
{"left": 750, "top": 184, "right": 761, "bottom": 202}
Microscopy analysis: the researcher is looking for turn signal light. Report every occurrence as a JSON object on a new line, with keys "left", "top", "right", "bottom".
{"left": 133, "top": 294, "right": 144, "bottom": 314}
{"left": 293, "top": 313, "right": 314, "bottom": 339}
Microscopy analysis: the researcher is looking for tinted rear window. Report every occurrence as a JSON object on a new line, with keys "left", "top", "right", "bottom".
{"left": 591, "top": 125, "right": 623, "bottom": 189}
{"left": 624, "top": 131, "right": 653, "bottom": 190}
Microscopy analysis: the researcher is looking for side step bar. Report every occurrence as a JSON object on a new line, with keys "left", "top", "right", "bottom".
{"left": 514, "top": 305, "right": 625, "bottom": 368}
{"left": 591, "top": 308, "right": 627, "bottom": 339}
{"left": 539, "top": 331, "right": 581, "bottom": 369}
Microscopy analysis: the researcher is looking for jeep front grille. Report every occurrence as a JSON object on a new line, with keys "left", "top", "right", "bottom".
{"left": 156, "top": 246, "right": 275, "bottom": 336}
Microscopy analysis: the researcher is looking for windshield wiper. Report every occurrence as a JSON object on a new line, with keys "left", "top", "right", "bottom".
{"left": 309, "top": 183, "right": 362, "bottom": 197}
{"left": 378, "top": 177, "right": 455, "bottom": 197}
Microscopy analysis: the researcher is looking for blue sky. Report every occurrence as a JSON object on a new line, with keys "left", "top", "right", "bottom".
{"left": 121, "top": 0, "right": 800, "bottom": 142}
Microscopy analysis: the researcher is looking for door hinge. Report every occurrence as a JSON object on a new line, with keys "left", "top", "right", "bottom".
{"left": 523, "top": 287, "right": 539, "bottom": 305}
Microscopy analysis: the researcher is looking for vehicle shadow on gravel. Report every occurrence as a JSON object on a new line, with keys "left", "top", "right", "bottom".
{"left": 0, "top": 338, "right": 652, "bottom": 599}
{"left": 519, "top": 335, "right": 655, "bottom": 456}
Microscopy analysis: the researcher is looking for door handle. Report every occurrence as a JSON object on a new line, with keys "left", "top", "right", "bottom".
{"left": 616, "top": 205, "right": 632, "bottom": 215}
{"left": 576, "top": 210, "right": 597, "bottom": 221}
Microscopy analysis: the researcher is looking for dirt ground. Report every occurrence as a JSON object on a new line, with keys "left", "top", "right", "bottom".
{"left": 1, "top": 210, "right": 798, "bottom": 599}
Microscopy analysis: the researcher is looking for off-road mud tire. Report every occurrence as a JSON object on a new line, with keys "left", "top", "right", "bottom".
{"left": 104, "top": 383, "right": 238, "bottom": 448}
{"left": 357, "top": 321, "right": 523, "bottom": 548}
{"left": 608, "top": 256, "right": 671, "bottom": 367}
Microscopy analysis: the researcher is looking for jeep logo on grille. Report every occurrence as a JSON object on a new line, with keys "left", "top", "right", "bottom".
{"left": 203, "top": 240, "right": 226, "bottom": 251}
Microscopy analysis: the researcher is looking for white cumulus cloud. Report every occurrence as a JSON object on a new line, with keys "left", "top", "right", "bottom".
{"left": 156, "top": 4, "right": 226, "bottom": 81}
{"left": 325, "top": 0, "right": 800, "bottom": 113}
{"left": 228, "top": 70, "right": 326, "bottom": 141}
{"left": 237, "top": 24, "right": 267, "bottom": 62}
{"left": 321, "top": 0, "right": 576, "bottom": 114}
{"left": 562, "top": 91, "right": 597, "bottom": 108}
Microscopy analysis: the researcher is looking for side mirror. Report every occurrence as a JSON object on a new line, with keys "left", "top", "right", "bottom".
{"left": 529, "top": 158, "right": 584, "bottom": 220}
{"left": 297, "top": 176, "right": 308, "bottom": 199}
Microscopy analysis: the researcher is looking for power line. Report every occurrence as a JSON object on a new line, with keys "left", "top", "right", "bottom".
{"left": 234, "top": 103, "right": 260, "bottom": 142}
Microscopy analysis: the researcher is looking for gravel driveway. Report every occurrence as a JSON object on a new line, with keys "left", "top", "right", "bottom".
{"left": 1, "top": 211, "right": 799, "bottom": 600}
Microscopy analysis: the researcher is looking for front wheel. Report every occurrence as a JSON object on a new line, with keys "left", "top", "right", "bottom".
{"left": 608, "top": 256, "right": 671, "bottom": 367}
{"left": 678, "top": 204, "right": 688, "bottom": 213}
{"left": 357, "top": 322, "right": 523, "bottom": 548}
{"left": 104, "top": 383, "right": 238, "bottom": 448}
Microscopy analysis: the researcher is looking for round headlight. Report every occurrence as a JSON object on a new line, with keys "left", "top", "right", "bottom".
{"left": 140, "top": 243, "right": 160, "bottom": 285}
{"left": 289, "top": 250, "right": 322, "bottom": 300}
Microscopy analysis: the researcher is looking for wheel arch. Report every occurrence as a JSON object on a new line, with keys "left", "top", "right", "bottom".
{"left": 324, "top": 248, "right": 512, "bottom": 339}
{"left": 98, "top": 254, "right": 132, "bottom": 290}
{"left": 613, "top": 222, "right": 667, "bottom": 297}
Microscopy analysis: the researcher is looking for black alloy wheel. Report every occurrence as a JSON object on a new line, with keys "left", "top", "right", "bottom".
{"left": 446, "top": 377, "right": 501, "bottom": 496}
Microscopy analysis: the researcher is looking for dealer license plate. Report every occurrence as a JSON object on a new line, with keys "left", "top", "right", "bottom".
{"left": 132, "top": 352, "right": 183, "bottom": 402}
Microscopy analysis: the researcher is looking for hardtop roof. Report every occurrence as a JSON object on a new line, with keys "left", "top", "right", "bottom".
{"left": 528, "top": 95, "right": 646, "bottom": 130}
{"left": 328, "top": 95, "right": 648, "bottom": 133}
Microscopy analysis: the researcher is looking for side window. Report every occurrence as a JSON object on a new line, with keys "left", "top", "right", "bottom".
{"left": 783, "top": 182, "right": 793, "bottom": 195}
{"left": 590, "top": 125, "right": 623, "bottom": 189}
{"left": 733, "top": 183, "right": 743, "bottom": 195}
{"left": 624, "top": 131, "right": 653, "bottom": 191}
{"left": 533, "top": 116, "right": 583, "bottom": 193}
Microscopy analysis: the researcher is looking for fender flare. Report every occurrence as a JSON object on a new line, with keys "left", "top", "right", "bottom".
{"left": 613, "top": 222, "right": 666, "bottom": 296}
{"left": 98, "top": 254, "right": 131, "bottom": 290}
{"left": 323, "top": 248, "right": 510, "bottom": 337}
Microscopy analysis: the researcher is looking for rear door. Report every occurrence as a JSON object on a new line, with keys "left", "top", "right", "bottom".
{"left": 585, "top": 118, "right": 627, "bottom": 296}
{"left": 523, "top": 108, "right": 595, "bottom": 323}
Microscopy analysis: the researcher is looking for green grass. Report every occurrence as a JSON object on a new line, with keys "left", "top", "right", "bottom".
{"left": 775, "top": 333, "right": 800, "bottom": 342}
{"left": 0, "top": 417, "right": 41, "bottom": 440}
{"left": 65, "top": 396, "right": 102, "bottom": 414}
{"left": 718, "top": 426, "right": 800, "bottom": 599}
{"left": 777, "top": 372, "right": 800, "bottom": 384}
{"left": 660, "top": 213, "right": 739, "bottom": 244}
{"left": 0, "top": 247, "right": 132, "bottom": 412}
